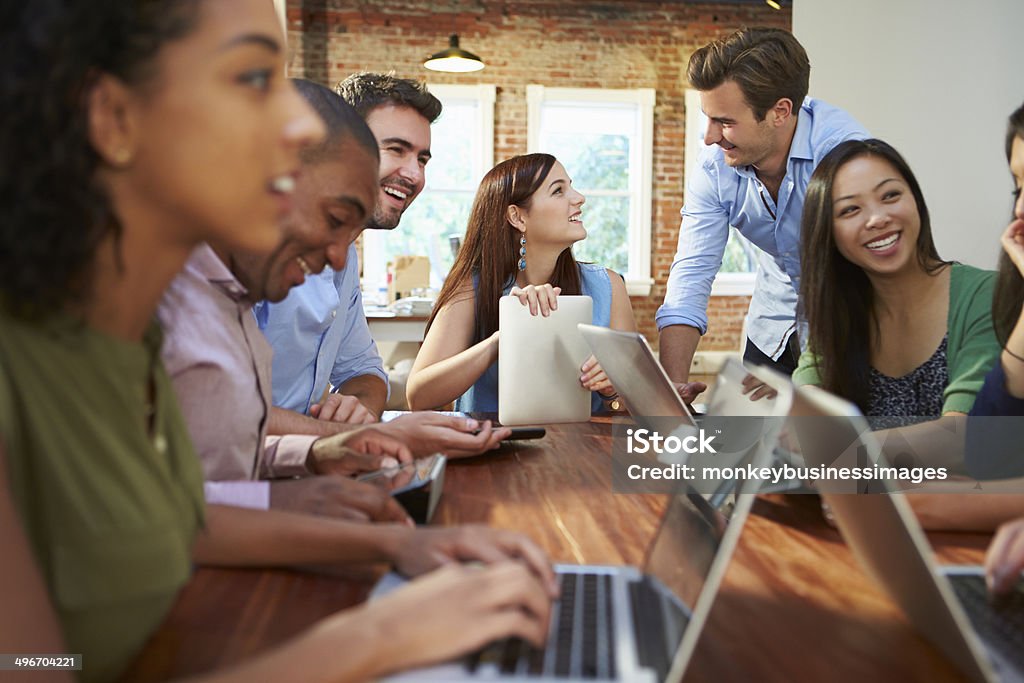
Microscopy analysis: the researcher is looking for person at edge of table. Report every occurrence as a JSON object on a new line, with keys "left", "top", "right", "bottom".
{"left": 159, "top": 80, "right": 416, "bottom": 523}
{"left": 0, "top": 3, "right": 556, "bottom": 681}
{"left": 256, "top": 72, "right": 439, "bottom": 425}
{"left": 656, "top": 27, "right": 867, "bottom": 403}
{"left": 966, "top": 102, "right": 1024, "bottom": 479}
{"left": 967, "top": 104, "right": 1024, "bottom": 565}
{"left": 160, "top": 78, "right": 512, "bottom": 521}
{"left": 791, "top": 138, "right": 1024, "bottom": 531}
{"left": 406, "top": 153, "right": 636, "bottom": 412}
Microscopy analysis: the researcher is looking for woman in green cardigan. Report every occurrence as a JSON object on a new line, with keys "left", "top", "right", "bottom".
{"left": 791, "top": 139, "right": 1024, "bottom": 532}
{"left": 794, "top": 138, "right": 998, "bottom": 419}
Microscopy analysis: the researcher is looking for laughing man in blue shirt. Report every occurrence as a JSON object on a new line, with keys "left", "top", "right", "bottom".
{"left": 256, "top": 74, "right": 441, "bottom": 425}
{"left": 657, "top": 27, "right": 867, "bottom": 402}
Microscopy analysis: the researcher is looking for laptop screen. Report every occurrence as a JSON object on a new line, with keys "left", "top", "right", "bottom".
{"left": 644, "top": 488, "right": 731, "bottom": 613}
{"left": 577, "top": 325, "right": 693, "bottom": 425}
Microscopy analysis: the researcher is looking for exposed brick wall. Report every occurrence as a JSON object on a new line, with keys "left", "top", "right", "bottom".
{"left": 285, "top": 0, "right": 790, "bottom": 352}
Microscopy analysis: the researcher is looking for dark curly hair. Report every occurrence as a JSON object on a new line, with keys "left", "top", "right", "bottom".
{"left": 0, "top": 0, "right": 200, "bottom": 319}
{"left": 336, "top": 72, "right": 442, "bottom": 124}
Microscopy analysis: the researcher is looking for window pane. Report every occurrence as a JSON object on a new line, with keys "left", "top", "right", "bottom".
{"left": 427, "top": 100, "right": 478, "bottom": 189}
{"left": 543, "top": 132, "right": 630, "bottom": 191}
{"left": 380, "top": 190, "right": 474, "bottom": 287}
{"left": 572, "top": 194, "right": 629, "bottom": 274}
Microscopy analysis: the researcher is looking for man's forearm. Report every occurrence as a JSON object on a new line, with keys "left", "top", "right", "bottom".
{"left": 337, "top": 374, "right": 388, "bottom": 418}
{"left": 659, "top": 324, "right": 702, "bottom": 383}
{"left": 192, "top": 504, "right": 408, "bottom": 567}
{"left": 268, "top": 405, "right": 356, "bottom": 437}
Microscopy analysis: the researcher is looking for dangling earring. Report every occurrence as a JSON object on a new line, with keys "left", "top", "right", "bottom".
{"left": 518, "top": 235, "right": 527, "bottom": 271}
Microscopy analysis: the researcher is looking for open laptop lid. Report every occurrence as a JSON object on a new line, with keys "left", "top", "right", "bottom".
{"left": 775, "top": 379, "right": 995, "bottom": 683}
{"left": 499, "top": 295, "right": 592, "bottom": 426}
{"left": 642, "top": 358, "right": 794, "bottom": 683}
{"left": 578, "top": 324, "right": 697, "bottom": 431}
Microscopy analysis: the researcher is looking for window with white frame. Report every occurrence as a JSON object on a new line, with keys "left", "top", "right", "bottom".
{"left": 526, "top": 85, "right": 654, "bottom": 296}
{"left": 361, "top": 84, "right": 495, "bottom": 292}
{"left": 683, "top": 88, "right": 757, "bottom": 296}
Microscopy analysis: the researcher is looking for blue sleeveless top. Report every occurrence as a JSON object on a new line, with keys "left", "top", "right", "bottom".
{"left": 456, "top": 263, "right": 614, "bottom": 414}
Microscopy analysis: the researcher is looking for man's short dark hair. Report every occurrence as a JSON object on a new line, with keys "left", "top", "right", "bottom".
{"left": 335, "top": 72, "right": 442, "bottom": 123}
{"left": 291, "top": 78, "right": 379, "bottom": 165}
{"left": 687, "top": 27, "right": 810, "bottom": 121}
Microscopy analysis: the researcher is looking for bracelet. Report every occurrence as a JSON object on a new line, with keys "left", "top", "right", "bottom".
{"left": 1005, "top": 346, "right": 1024, "bottom": 363}
{"left": 600, "top": 391, "right": 619, "bottom": 401}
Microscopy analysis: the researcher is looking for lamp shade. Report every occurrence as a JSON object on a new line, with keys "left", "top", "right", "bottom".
{"left": 424, "top": 34, "right": 485, "bottom": 73}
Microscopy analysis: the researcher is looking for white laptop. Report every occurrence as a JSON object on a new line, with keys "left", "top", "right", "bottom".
{"left": 498, "top": 295, "right": 593, "bottom": 426}
{"left": 773, "top": 375, "right": 1024, "bottom": 683}
{"left": 372, "top": 363, "right": 795, "bottom": 682}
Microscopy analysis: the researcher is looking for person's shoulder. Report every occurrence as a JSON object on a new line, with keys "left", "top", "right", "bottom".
{"left": 158, "top": 259, "right": 219, "bottom": 331}
{"left": 578, "top": 262, "right": 609, "bottom": 277}
{"left": 158, "top": 269, "right": 240, "bottom": 373}
{"left": 950, "top": 262, "right": 997, "bottom": 298}
{"left": 804, "top": 97, "right": 869, "bottom": 151}
{"left": 439, "top": 275, "right": 478, "bottom": 310}
{"left": 947, "top": 264, "right": 997, "bottom": 328}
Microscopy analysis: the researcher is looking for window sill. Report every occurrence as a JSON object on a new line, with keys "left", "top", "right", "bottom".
{"left": 626, "top": 278, "right": 653, "bottom": 297}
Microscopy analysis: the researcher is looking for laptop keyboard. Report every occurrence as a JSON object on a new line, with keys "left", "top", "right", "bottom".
{"left": 948, "top": 574, "right": 1024, "bottom": 670}
{"left": 629, "top": 579, "right": 672, "bottom": 679}
{"left": 464, "top": 571, "right": 618, "bottom": 679}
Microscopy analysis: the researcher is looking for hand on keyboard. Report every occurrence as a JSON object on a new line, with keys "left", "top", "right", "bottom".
{"left": 366, "top": 562, "right": 554, "bottom": 671}
{"left": 986, "top": 517, "right": 1024, "bottom": 595}
{"left": 391, "top": 524, "right": 560, "bottom": 597}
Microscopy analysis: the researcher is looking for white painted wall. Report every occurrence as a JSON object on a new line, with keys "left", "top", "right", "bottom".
{"left": 793, "top": 0, "right": 1024, "bottom": 269}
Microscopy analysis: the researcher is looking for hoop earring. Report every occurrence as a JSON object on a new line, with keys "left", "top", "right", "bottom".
{"left": 517, "top": 235, "right": 527, "bottom": 271}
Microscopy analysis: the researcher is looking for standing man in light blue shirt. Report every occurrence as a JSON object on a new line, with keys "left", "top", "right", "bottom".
{"left": 256, "top": 74, "right": 441, "bottom": 425}
{"left": 657, "top": 27, "right": 867, "bottom": 401}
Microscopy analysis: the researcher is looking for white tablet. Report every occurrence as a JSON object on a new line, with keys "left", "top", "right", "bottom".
{"left": 498, "top": 295, "right": 593, "bottom": 425}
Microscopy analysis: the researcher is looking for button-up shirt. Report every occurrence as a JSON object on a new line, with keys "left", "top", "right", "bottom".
{"left": 254, "top": 243, "right": 387, "bottom": 414}
{"left": 158, "top": 244, "right": 317, "bottom": 509}
{"left": 657, "top": 97, "right": 867, "bottom": 359}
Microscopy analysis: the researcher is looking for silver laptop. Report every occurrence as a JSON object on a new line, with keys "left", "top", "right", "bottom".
{"left": 579, "top": 326, "right": 799, "bottom": 493}
{"left": 777, "top": 377, "right": 1024, "bottom": 683}
{"left": 576, "top": 325, "right": 701, "bottom": 433}
{"left": 498, "top": 295, "right": 593, "bottom": 426}
{"left": 373, "top": 363, "right": 794, "bottom": 682}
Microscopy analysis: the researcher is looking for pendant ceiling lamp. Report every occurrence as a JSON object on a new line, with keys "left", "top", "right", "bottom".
{"left": 424, "top": 34, "right": 485, "bottom": 73}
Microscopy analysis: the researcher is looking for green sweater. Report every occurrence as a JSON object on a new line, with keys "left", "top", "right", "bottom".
{"left": 792, "top": 263, "right": 999, "bottom": 414}
{"left": 0, "top": 311, "right": 204, "bottom": 682}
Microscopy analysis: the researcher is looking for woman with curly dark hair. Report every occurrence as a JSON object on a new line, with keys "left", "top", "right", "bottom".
{"left": 0, "top": 2, "right": 555, "bottom": 681}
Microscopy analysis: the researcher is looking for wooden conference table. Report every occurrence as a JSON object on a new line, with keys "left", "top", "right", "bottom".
{"left": 125, "top": 418, "right": 989, "bottom": 682}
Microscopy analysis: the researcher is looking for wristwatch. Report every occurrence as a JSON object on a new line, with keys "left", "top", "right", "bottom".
{"left": 603, "top": 392, "right": 622, "bottom": 412}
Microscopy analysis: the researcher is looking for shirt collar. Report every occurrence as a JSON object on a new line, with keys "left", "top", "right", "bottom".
{"left": 185, "top": 243, "right": 251, "bottom": 303}
{"left": 788, "top": 97, "right": 815, "bottom": 161}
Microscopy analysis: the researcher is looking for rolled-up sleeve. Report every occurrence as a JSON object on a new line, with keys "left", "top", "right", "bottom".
{"left": 656, "top": 158, "right": 730, "bottom": 334}
{"left": 260, "top": 434, "right": 319, "bottom": 479}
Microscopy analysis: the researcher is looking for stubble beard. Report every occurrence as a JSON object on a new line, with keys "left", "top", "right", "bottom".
{"left": 367, "top": 204, "right": 402, "bottom": 231}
